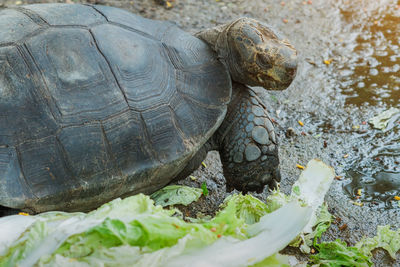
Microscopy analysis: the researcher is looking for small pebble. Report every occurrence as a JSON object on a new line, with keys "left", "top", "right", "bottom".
{"left": 285, "top": 127, "right": 296, "bottom": 137}
{"left": 339, "top": 224, "right": 348, "bottom": 231}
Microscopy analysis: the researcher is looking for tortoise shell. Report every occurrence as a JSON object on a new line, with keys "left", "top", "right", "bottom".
{"left": 0, "top": 4, "right": 231, "bottom": 212}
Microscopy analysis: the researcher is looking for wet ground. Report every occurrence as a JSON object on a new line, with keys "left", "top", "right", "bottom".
{"left": 1, "top": 0, "right": 400, "bottom": 265}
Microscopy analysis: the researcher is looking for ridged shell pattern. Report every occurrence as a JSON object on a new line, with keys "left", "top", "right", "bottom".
{"left": 0, "top": 4, "right": 231, "bottom": 211}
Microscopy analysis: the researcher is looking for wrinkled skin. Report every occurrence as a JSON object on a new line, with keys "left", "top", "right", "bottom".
{"left": 186, "top": 18, "right": 298, "bottom": 192}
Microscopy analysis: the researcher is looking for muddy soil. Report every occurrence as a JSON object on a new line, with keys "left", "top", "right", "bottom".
{"left": 1, "top": 0, "right": 400, "bottom": 265}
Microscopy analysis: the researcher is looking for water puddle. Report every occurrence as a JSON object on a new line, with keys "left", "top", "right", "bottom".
{"left": 338, "top": 8, "right": 400, "bottom": 106}
{"left": 345, "top": 170, "right": 400, "bottom": 209}
{"left": 334, "top": 1, "right": 400, "bottom": 207}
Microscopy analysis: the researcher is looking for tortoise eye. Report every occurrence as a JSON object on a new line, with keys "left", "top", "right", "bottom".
{"left": 256, "top": 53, "right": 272, "bottom": 69}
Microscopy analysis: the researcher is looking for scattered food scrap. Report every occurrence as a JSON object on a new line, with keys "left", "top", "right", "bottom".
{"left": 296, "top": 164, "right": 305, "bottom": 169}
{"left": 357, "top": 189, "right": 362, "bottom": 196}
{"left": 351, "top": 201, "right": 363, "bottom": 207}
{"left": 339, "top": 223, "right": 348, "bottom": 231}
{"left": 368, "top": 107, "right": 400, "bottom": 130}
{"left": 151, "top": 185, "right": 203, "bottom": 207}
{"left": 201, "top": 182, "right": 209, "bottom": 196}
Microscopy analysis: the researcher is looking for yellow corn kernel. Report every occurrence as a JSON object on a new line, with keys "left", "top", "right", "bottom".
{"left": 296, "top": 164, "right": 305, "bottom": 169}
{"left": 351, "top": 201, "right": 363, "bottom": 207}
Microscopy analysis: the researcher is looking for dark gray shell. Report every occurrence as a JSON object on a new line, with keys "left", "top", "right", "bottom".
{"left": 0, "top": 4, "right": 231, "bottom": 212}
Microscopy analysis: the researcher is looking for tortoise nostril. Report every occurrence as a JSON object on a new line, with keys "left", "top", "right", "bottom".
{"left": 285, "top": 61, "right": 297, "bottom": 80}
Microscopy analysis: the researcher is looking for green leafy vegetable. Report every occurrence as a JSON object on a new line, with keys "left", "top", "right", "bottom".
{"left": 355, "top": 225, "right": 400, "bottom": 259}
{"left": 0, "top": 194, "right": 312, "bottom": 267}
{"left": 290, "top": 203, "right": 332, "bottom": 253}
{"left": 249, "top": 253, "right": 291, "bottom": 267}
{"left": 201, "top": 182, "right": 209, "bottom": 196}
{"left": 0, "top": 159, "right": 338, "bottom": 267}
{"left": 264, "top": 187, "right": 292, "bottom": 213}
{"left": 292, "top": 185, "right": 301, "bottom": 196}
{"left": 310, "top": 239, "right": 372, "bottom": 267}
{"left": 311, "top": 224, "right": 400, "bottom": 266}
{"left": 221, "top": 194, "right": 269, "bottom": 224}
{"left": 368, "top": 107, "right": 400, "bottom": 130}
{"left": 267, "top": 159, "right": 335, "bottom": 253}
{"left": 164, "top": 202, "right": 311, "bottom": 267}
{"left": 150, "top": 185, "right": 203, "bottom": 207}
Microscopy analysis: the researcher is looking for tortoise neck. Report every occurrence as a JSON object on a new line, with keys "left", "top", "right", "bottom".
{"left": 195, "top": 19, "right": 240, "bottom": 59}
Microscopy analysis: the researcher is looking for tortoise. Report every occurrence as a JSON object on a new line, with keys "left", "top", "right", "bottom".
{"left": 0, "top": 3, "right": 297, "bottom": 213}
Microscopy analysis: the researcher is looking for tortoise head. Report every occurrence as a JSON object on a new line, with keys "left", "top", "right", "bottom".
{"left": 226, "top": 18, "right": 297, "bottom": 90}
{"left": 197, "top": 18, "right": 297, "bottom": 90}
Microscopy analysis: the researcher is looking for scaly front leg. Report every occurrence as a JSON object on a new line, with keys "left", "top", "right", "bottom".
{"left": 217, "top": 83, "right": 280, "bottom": 192}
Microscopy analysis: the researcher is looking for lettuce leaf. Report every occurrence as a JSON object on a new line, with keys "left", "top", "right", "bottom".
{"left": 0, "top": 159, "right": 337, "bottom": 267}
{"left": 355, "top": 225, "right": 400, "bottom": 259}
{"left": 249, "top": 253, "right": 292, "bottom": 267}
{"left": 265, "top": 159, "right": 335, "bottom": 253}
{"left": 163, "top": 202, "right": 311, "bottom": 267}
{"left": 220, "top": 194, "right": 269, "bottom": 225}
{"left": 150, "top": 185, "right": 203, "bottom": 207}
{"left": 0, "top": 195, "right": 311, "bottom": 267}
{"left": 310, "top": 239, "right": 372, "bottom": 267}
{"left": 0, "top": 195, "right": 176, "bottom": 266}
